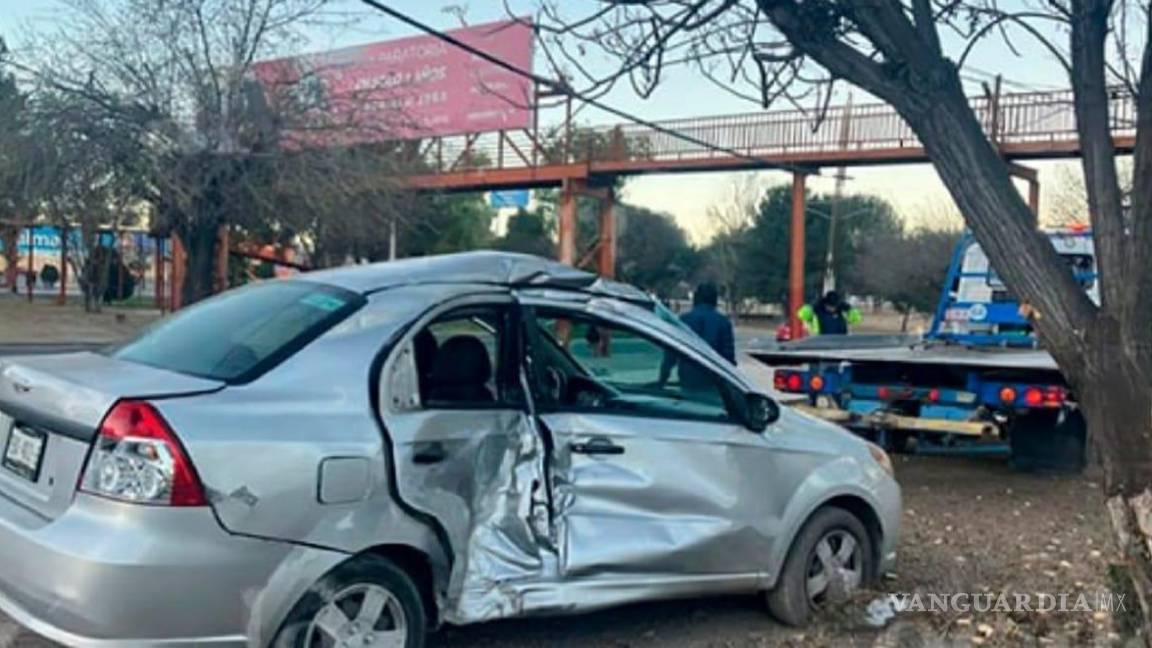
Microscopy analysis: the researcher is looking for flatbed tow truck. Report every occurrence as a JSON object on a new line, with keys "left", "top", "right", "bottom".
{"left": 748, "top": 228, "right": 1094, "bottom": 471}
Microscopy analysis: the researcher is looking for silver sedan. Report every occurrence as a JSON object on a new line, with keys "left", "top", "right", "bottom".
{"left": 0, "top": 252, "right": 899, "bottom": 647}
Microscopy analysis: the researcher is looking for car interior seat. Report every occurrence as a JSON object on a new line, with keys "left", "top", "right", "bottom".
{"left": 426, "top": 335, "right": 494, "bottom": 404}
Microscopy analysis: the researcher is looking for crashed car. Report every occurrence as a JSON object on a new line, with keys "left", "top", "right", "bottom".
{"left": 0, "top": 251, "right": 899, "bottom": 647}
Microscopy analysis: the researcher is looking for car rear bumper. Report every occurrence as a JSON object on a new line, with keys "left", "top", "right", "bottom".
{"left": 0, "top": 491, "right": 294, "bottom": 647}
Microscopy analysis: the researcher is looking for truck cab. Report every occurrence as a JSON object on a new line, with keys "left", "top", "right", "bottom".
{"left": 932, "top": 227, "right": 1097, "bottom": 346}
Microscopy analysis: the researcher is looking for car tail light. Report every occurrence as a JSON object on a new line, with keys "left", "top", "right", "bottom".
{"left": 809, "top": 375, "right": 825, "bottom": 391}
{"left": 80, "top": 401, "right": 207, "bottom": 507}
{"left": 999, "top": 387, "right": 1017, "bottom": 404}
{"left": 928, "top": 388, "right": 941, "bottom": 403}
{"left": 1044, "top": 386, "right": 1066, "bottom": 405}
{"left": 877, "top": 386, "right": 891, "bottom": 400}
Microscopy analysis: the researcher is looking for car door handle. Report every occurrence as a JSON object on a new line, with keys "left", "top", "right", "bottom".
{"left": 412, "top": 442, "right": 447, "bottom": 465}
{"left": 570, "top": 437, "right": 624, "bottom": 455}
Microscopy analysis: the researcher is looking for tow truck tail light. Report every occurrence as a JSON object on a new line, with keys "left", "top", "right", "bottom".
{"left": 774, "top": 370, "right": 804, "bottom": 393}
{"left": 1000, "top": 385, "right": 1066, "bottom": 408}
{"left": 80, "top": 401, "right": 207, "bottom": 507}
{"left": 1024, "top": 387, "right": 1044, "bottom": 407}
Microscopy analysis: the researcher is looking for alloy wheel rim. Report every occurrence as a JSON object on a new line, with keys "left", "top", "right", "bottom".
{"left": 304, "top": 583, "right": 407, "bottom": 648}
{"left": 805, "top": 529, "right": 863, "bottom": 606}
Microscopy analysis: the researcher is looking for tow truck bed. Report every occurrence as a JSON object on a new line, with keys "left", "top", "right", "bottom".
{"left": 747, "top": 335, "right": 1058, "bottom": 371}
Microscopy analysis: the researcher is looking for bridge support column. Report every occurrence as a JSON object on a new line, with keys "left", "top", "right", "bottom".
{"left": 1008, "top": 162, "right": 1039, "bottom": 227}
{"left": 598, "top": 187, "right": 616, "bottom": 279}
{"left": 789, "top": 172, "right": 808, "bottom": 339}
{"left": 558, "top": 178, "right": 578, "bottom": 265}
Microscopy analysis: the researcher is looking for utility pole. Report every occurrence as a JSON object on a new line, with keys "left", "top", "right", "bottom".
{"left": 824, "top": 94, "right": 853, "bottom": 295}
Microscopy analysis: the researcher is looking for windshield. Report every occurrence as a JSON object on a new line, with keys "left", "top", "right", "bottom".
{"left": 112, "top": 281, "right": 363, "bottom": 383}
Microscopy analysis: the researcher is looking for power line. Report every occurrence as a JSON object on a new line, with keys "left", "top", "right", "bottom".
{"left": 357, "top": 0, "right": 808, "bottom": 174}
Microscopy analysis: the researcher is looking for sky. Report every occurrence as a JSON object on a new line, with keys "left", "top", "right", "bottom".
{"left": 0, "top": 0, "right": 1088, "bottom": 242}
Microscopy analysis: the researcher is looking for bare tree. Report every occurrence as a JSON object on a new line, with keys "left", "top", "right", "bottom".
{"left": 542, "top": 0, "right": 1152, "bottom": 628}
{"left": 25, "top": 92, "right": 146, "bottom": 311}
{"left": 1048, "top": 159, "right": 1133, "bottom": 227}
{"left": 11, "top": 0, "right": 412, "bottom": 304}
{"left": 854, "top": 206, "right": 963, "bottom": 330}
{"left": 702, "top": 175, "right": 762, "bottom": 316}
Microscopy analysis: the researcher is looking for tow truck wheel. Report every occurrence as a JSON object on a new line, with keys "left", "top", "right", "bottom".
{"left": 1009, "top": 409, "right": 1086, "bottom": 473}
{"left": 884, "top": 431, "right": 915, "bottom": 454}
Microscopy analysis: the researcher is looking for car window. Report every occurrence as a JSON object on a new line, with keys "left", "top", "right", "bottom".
{"left": 111, "top": 281, "right": 362, "bottom": 382}
{"left": 415, "top": 307, "right": 515, "bottom": 408}
{"left": 531, "top": 311, "right": 732, "bottom": 422}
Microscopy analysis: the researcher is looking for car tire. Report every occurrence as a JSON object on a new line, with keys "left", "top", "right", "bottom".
{"left": 1010, "top": 408, "right": 1086, "bottom": 474}
{"left": 765, "top": 506, "right": 874, "bottom": 627}
{"left": 272, "top": 554, "right": 427, "bottom": 648}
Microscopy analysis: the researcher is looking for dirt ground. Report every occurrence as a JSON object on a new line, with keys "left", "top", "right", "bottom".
{"left": 0, "top": 296, "right": 160, "bottom": 345}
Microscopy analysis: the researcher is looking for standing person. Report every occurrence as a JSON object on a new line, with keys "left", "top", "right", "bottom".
{"left": 680, "top": 282, "right": 736, "bottom": 362}
{"left": 658, "top": 282, "right": 736, "bottom": 390}
{"left": 797, "top": 290, "right": 862, "bottom": 336}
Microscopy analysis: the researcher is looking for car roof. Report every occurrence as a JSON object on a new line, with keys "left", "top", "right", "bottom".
{"left": 299, "top": 250, "right": 654, "bottom": 305}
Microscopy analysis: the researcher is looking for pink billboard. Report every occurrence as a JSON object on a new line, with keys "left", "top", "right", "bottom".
{"left": 254, "top": 18, "right": 534, "bottom": 143}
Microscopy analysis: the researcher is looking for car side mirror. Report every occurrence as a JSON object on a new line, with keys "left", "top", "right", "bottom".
{"left": 743, "top": 393, "right": 780, "bottom": 432}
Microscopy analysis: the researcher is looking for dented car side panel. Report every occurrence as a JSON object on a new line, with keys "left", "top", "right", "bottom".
{"left": 543, "top": 411, "right": 785, "bottom": 580}
{"left": 378, "top": 292, "right": 556, "bottom": 624}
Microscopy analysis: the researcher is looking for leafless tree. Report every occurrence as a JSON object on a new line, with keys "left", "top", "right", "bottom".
{"left": 10, "top": 0, "right": 415, "bottom": 304}
{"left": 542, "top": 0, "right": 1152, "bottom": 629}
{"left": 1048, "top": 159, "right": 1133, "bottom": 227}
{"left": 703, "top": 175, "right": 763, "bottom": 316}
{"left": 854, "top": 207, "right": 963, "bottom": 330}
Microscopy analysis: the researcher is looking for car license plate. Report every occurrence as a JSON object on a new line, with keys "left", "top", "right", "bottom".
{"left": 3, "top": 425, "right": 46, "bottom": 482}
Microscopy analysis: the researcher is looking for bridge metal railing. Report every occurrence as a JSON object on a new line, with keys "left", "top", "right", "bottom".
{"left": 412, "top": 88, "right": 1135, "bottom": 175}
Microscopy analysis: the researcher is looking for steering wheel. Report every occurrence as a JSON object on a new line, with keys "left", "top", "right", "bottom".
{"left": 576, "top": 388, "right": 606, "bottom": 408}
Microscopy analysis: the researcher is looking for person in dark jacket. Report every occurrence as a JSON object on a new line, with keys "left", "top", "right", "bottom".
{"left": 680, "top": 282, "right": 736, "bottom": 362}
{"left": 658, "top": 282, "right": 735, "bottom": 390}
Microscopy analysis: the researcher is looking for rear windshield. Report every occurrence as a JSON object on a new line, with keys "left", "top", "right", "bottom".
{"left": 112, "top": 281, "right": 363, "bottom": 382}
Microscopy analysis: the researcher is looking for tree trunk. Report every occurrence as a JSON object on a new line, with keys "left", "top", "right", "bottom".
{"left": 2, "top": 226, "right": 17, "bottom": 293}
{"left": 180, "top": 222, "right": 219, "bottom": 306}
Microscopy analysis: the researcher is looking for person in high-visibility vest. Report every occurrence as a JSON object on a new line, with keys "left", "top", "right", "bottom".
{"left": 797, "top": 290, "right": 862, "bottom": 335}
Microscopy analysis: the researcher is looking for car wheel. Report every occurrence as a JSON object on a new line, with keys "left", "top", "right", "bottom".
{"left": 766, "top": 506, "right": 873, "bottom": 626}
{"left": 273, "top": 555, "right": 427, "bottom": 648}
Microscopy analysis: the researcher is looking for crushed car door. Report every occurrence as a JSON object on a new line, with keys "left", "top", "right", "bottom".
{"left": 378, "top": 296, "right": 554, "bottom": 624}
{"left": 522, "top": 304, "right": 780, "bottom": 583}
